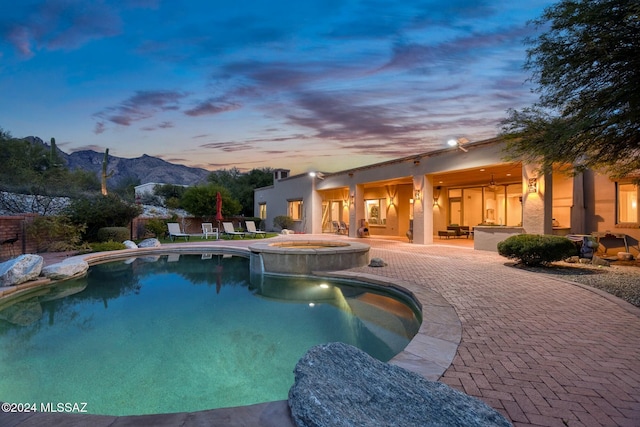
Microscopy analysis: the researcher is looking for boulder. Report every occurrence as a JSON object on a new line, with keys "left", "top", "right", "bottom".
{"left": 617, "top": 252, "right": 633, "bottom": 261}
{"left": 138, "top": 238, "right": 161, "bottom": 248}
{"left": 591, "top": 255, "right": 610, "bottom": 267}
{"left": 0, "top": 254, "right": 44, "bottom": 286}
{"left": 123, "top": 240, "right": 138, "bottom": 249}
{"left": 289, "top": 342, "right": 511, "bottom": 427}
{"left": 41, "top": 259, "right": 89, "bottom": 280}
{"left": 368, "top": 257, "right": 387, "bottom": 267}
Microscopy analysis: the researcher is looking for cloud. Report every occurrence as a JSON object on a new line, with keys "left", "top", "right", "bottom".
{"left": 184, "top": 99, "right": 241, "bottom": 117}
{"left": 94, "top": 90, "right": 188, "bottom": 127}
{"left": 1, "top": 0, "right": 126, "bottom": 57}
{"left": 199, "top": 141, "right": 255, "bottom": 153}
{"left": 141, "top": 121, "right": 174, "bottom": 131}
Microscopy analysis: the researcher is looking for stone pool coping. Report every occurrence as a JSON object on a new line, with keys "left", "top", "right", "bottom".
{"left": 0, "top": 244, "right": 461, "bottom": 426}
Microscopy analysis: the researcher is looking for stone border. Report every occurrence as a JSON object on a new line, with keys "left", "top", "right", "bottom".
{"left": 0, "top": 245, "right": 461, "bottom": 426}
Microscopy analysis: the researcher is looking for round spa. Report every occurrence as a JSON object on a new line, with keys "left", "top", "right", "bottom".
{"left": 249, "top": 240, "right": 370, "bottom": 275}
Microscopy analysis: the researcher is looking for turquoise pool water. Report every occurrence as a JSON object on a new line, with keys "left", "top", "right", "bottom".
{"left": 0, "top": 253, "right": 420, "bottom": 416}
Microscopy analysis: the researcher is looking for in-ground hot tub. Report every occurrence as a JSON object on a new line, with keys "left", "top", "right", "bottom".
{"left": 249, "top": 240, "right": 370, "bottom": 275}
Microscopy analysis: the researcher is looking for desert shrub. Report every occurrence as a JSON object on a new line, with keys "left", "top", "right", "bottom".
{"left": 145, "top": 218, "right": 167, "bottom": 237}
{"left": 64, "top": 193, "right": 142, "bottom": 241}
{"left": 97, "top": 227, "right": 130, "bottom": 242}
{"left": 25, "top": 215, "right": 86, "bottom": 252}
{"left": 497, "top": 234, "right": 577, "bottom": 266}
{"left": 273, "top": 215, "right": 294, "bottom": 230}
{"left": 90, "top": 241, "right": 127, "bottom": 252}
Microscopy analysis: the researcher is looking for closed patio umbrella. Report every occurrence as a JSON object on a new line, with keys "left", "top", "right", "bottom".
{"left": 216, "top": 192, "right": 223, "bottom": 231}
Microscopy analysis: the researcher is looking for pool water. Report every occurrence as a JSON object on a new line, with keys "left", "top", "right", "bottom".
{"left": 0, "top": 253, "right": 420, "bottom": 416}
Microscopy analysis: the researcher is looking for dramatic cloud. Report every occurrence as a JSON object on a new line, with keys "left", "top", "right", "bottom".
{"left": 94, "top": 90, "right": 188, "bottom": 127}
{"left": 184, "top": 99, "right": 241, "bottom": 117}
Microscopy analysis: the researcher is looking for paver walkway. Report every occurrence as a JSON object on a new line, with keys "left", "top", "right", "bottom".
{"left": 4, "top": 236, "right": 639, "bottom": 426}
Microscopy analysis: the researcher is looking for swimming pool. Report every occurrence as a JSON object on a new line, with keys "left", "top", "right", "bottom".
{"left": 0, "top": 253, "right": 420, "bottom": 416}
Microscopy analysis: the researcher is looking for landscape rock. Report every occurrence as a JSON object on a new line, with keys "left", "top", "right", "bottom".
{"left": 0, "top": 254, "right": 44, "bottom": 286}
{"left": 41, "top": 259, "right": 89, "bottom": 280}
{"left": 281, "top": 229, "right": 295, "bottom": 235}
{"left": 368, "top": 257, "right": 387, "bottom": 267}
{"left": 138, "top": 238, "right": 161, "bottom": 248}
{"left": 123, "top": 240, "right": 138, "bottom": 249}
{"left": 288, "top": 342, "right": 512, "bottom": 427}
{"left": 591, "top": 255, "right": 610, "bottom": 267}
{"left": 617, "top": 252, "right": 633, "bottom": 261}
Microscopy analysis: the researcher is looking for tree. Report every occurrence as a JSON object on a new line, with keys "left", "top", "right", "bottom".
{"left": 501, "top": 0, "right": 640, "bottom": 179}
{"left": 208, "top": 167, "right": 273, "bottom": 216}
{"left": 181, "top": 184, "right": 241, "bottom": 219}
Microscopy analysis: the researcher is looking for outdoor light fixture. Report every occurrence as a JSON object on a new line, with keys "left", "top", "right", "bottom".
{"left": 447, "top": 137, "right": 469, "bottom": 152}
{"left": 433, "top": 186, "right": 441, "bottom": 206}
{"left": 414, "top": 189, "right": 421, "bottom": 200}
{"left": 350, "top": 192, "right": 355, "bottom": 205}
{"left": 528, "top": 178, "right": 538, "bottom": 193}
{"left": 488, "top": 174, "right": 497, "bottom": 190}
{"left": 309, "top": 171, "right": 325, "bottom": 180}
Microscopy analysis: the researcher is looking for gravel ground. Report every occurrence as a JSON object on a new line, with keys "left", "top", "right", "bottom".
{"left": 516, "top": 259, "right": 640, "bottom": 308}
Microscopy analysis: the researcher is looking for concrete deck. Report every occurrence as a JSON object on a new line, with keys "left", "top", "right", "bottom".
{"left": 2, "top": 235, "right": 639, "bottom": 426}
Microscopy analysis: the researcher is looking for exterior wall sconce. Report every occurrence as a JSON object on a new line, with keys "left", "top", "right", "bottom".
{"left": 350, "top": 193, "right": 355, "bottom": 205}
{"left": 433, "top": 186, "right": 441, "bottom": 206}
{"left": 528, "top": 178, "right": 538, "bottom": 193}
{"left": 414, "top": 189, "right": 421, "bottom": 200}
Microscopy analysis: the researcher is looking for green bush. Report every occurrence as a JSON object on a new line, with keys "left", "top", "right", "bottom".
{"left": 145, "top": 218, "right": 167, "bottom": 237}
{"left": 90, "top": 241, "right": 127, "bottom": 252}
{"left": 97, "top": 227, "right": 130, "bottom": 242}
{"left": 497, "top": 234, "right": 577, "bottom": 266}
{"left": 25, "top": 216, "right": 86, "bottom": 253}
{"left": 273, "top": 215, "right": 294, "bottom": 230}
{"left": 64, "top": 193, "right": 142, "bottom": 241}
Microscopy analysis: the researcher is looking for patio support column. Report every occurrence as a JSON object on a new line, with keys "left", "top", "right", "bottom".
{"left": 351, "top": 184, "right": 365, "bottom": 238}
{"left": 522, "top": 163, "right": 553, "bottom": 235}
{"left": 308, "top": 175, "right": 323, "bottom": 234}
{"left": 412, "top": 174, "right": 433, "bottom": 244}
{"left": 571, "top": 172, "right": 586, "bottom": 234}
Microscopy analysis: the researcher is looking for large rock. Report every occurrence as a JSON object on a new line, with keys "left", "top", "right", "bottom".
{"left": 289, "top": 343, "right": 511, "bottom": 427}
{"left": 123, "top": 240, "right": 138, "bottom": 249}
{"left": 138, "top": 238, "right": 161, "bottom": 248}
{"left": 0, "top": 254, "right": 44, "bottom": 286}
{"left": 41, "top": 259, "right": 89, "bottom": 280}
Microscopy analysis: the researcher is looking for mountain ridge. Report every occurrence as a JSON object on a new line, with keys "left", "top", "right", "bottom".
{"left": 26, "top": 137, "right": 211, "bottom": 186}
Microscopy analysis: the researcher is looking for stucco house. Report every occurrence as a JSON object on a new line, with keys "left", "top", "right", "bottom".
{"left": 254, "top": 137, "right": 639, "bottom": 257}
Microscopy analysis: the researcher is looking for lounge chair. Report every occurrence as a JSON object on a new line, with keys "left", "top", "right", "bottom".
{"left": 222, "top": 222, "right": 245, "bottom": 239}
{"left": 167, "top": 223, "right": 190, "bottom": 241}
{"left": 339, "top": 221, "right": 348, "bottom": 235}
{"left": 201, "top": 223, "right": 218, "bottom": 239}
{"left": 245, "top": 220, "right": 266, "bottom": 238}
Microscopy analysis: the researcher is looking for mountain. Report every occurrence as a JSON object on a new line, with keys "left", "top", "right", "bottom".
{"left": 26, "top": 137, "right": 210, "bottom": 186}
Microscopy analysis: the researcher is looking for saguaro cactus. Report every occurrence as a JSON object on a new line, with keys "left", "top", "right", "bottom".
{"left": 101, "top": 148, "right": 115, "bottom": 195}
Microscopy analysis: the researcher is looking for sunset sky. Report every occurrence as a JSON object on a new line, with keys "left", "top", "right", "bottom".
{"left": 1, "top": 0, "right": 556, "bottom": 175}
